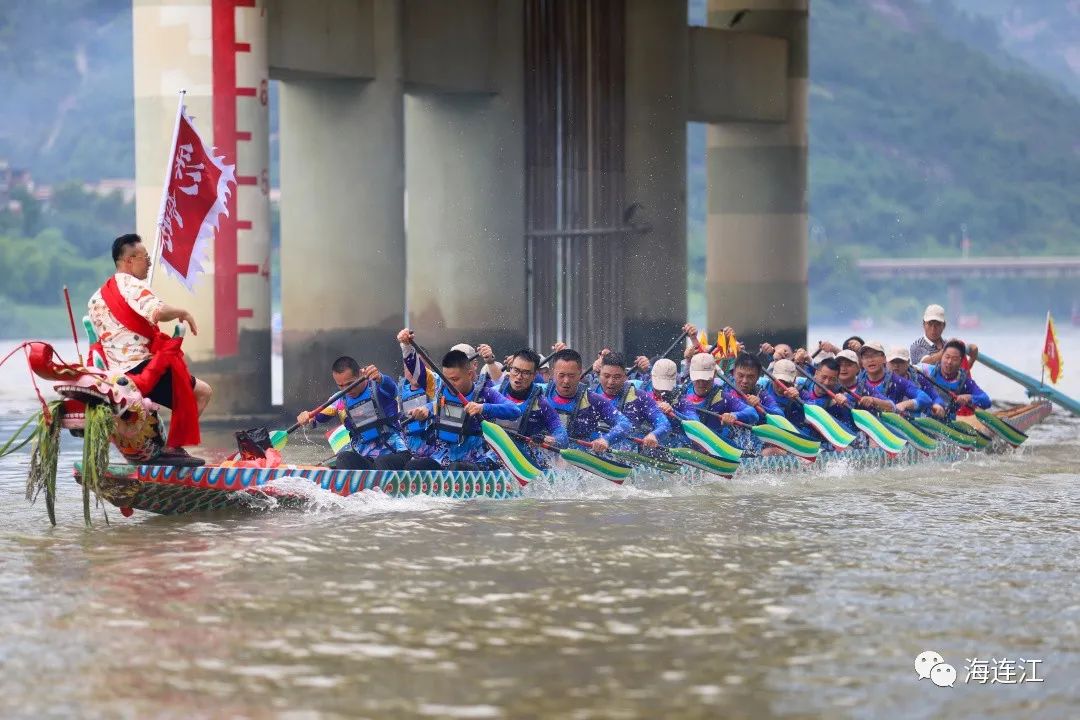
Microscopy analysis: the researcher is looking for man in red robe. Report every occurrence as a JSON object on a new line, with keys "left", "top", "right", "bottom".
{"left": 87, "top": 233, "right": 212, "bottom": 463}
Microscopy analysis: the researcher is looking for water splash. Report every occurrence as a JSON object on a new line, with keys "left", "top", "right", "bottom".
{"left": 233, "top": 475, "right": 457, "bottom": 516}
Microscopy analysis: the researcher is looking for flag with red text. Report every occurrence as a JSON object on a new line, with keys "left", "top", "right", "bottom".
{"left": 156, "top": 106, "right": 235, "bottom": 290}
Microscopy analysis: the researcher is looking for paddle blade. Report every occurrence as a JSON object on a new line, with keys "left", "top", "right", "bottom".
{"left": 325, "top": 425, "right": 349, "bottom": 454}
{"left": 912, "top": 416, "right": 978, "bottom": 449}
{"left": 879, "top": 412, "right": 938, "bottom": 454}
{"left": 680, "top": 419, "right": 743, "bottom": 462}
{"left": 668, "top": 447, "right": 738, "bottom": 478}
{"left": 609, "top": 449, "right": 681, "bottom": 474}
{"left": 851, "top": 409, "right": 907, "bottom": 456}
{"left": 269, "top": 430, "right": 289, "bottom": 450}
{"left": 973, "top": 409, "right": 1028, "bottom": 448}
{"left": 763, "top": 413, "right": 801, "bottom": 435}
{"left": 949, "top": 420, "right": 992, "bottom": 450}
{"left": 802, "top": 403, "right": 856, "bottom": 449}
{"left": 482, "top": 421, "right": 542, "bottom": 486}
{"left": 560, "top": 448, "right": 632, "bottom": 484}
{"left": 750, "top": 424, "right": 821, "bottom": 460}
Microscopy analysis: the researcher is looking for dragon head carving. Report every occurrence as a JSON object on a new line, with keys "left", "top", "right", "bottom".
{"left": 27, "top": 342, "right": 165, "bottom": 462}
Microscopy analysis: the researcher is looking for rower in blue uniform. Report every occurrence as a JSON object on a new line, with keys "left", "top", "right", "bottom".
{"left": 403, "top": 349, "right": 522, "bottom": 471}
{"left": 854, "top": 341, "right": 931, "bottom": 414}
{"left": 726, "top": 353, "right": 791, "bottom": 456}
{"left": 677, "top": 353, "right": 758, "bottom": 440}
{"left": 397, "top": 328, "right": 437, "bottom": 457}
{"left": 544, "top": 348, "right": 633, "bottom": 453}
{"left": 917, "top": 339, "right": 991, "bottom": 421}
{"left": 594, "top": 352, "right": 671, "bottom": 451}
{"left": 298, "top": 356, "right": 411, "bottom": 470}
{"left": 887, "top": 346, "right": 947, "bottom": 418}
{"left": 494, "top": 348, "right": 567, "bottom": 467}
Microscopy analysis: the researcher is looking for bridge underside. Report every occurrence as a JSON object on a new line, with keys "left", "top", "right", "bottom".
{"left": 134, "top": 0, "right": 807, "bottom": 413}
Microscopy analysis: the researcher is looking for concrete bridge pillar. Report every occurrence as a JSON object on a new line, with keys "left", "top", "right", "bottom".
{"left": 271, "top": 0, "right": 406, "bottom": 409}
{"left": 402, "top": 0, "right": 527, "bottom": 356}
{"left": 133, "top": 0, "right": 272, "bottom": 416}
{"left": 622, "top": 0, "right": 689, "bottom": 355}
{"left": 705, "top": 0, "right": 809, "bottom": 349}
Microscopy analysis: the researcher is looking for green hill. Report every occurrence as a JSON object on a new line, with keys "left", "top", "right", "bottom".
{"left": 0, "top": 0, "right": 133, "bottom": 182}
{"left": 943, "top": 0, "right": 1080, "bottom": 100}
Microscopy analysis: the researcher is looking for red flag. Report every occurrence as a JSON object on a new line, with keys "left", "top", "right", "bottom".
{"left": 155, "top": 103, "right": 235, "bottom": 290}
{"left": 1043, "top": 311, "right": 1062, "bottom": 384}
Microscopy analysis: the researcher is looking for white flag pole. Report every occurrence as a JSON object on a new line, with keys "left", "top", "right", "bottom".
{"left": 148, "top": 89, "right": 187, "bottom": 287}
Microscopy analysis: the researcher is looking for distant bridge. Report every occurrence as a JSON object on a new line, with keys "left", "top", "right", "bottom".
{"left": 856, "top": 256, "right": 1080, "bottom": 281}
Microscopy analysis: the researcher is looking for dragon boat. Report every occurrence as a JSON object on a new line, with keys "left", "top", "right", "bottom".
{"left": 8, "top": 339, "right": 1054, "bottom": 521}
{"left": 70, "top": 400, "right": 1052, "bottom": 517}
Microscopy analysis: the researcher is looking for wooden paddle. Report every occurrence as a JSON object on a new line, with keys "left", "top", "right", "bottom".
{"left": 914, "top": 366, "right": 1013, "bottom": 445}
{"left": 536, "top": 349, "right": 562, "bottom": 367}
{"left": 692, "top": 406, "right": 821, "bottom": 460}
{"left": 505, "top": 431, "right": 631, "bottom": 484}
{"left": 619, "top": 437, "right": 742, "bottom": 477}
{"left": 234, "top": 373, "right": 370, "bottom": 459}
{"left": 408, "top": 339, "right": 550, "bottom": 485}
{"left": 757, "top": 365, "right": 857, "bottom": 449}
{"left": 617, "top": 438, "right": 684, "bottom": 473}
{"left": 712, "top": 369, "right": 816, "bottom": 437}
{"left": 793, "top": 366, "right": 907, "bottom": 455}
{"left": 652, "top": 328, "right": 694, "bottom": 363}
{"left": 800, "top": 375, "right": 938, "bottom": 455}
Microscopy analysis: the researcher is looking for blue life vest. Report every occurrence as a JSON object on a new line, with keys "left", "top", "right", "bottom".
{"left": 682, "top": 383, "right": 724, "bottom": 411}
{"left": 907, "top": 367, "right": 938, "bottom": 400}
{"left": 398, "top": 377, "right": 430, "bottom": 436}
{"left": 434, "top": 383, "right": 485, "bottom": 443}
{"left": 926, "top": 365, "right": 969, "bottom": 395}
{"left": 545, "top": 384, "right": 590, "bottom": 430}
{"left": 598, "top": 381, "right": 641, "bottom": 434}
{"left": 342, "top": 383, "right": 394, "bottom": 444}
{"left": 494, "top": 382, "right": 543, "bottom": 435}
{"left": 856, "top": 370, "right": 903, "bottom": 399}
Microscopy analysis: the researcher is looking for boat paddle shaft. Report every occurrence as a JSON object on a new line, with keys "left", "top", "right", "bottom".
{"left": 759, "top": 366, "right": 806, "bottom": 407}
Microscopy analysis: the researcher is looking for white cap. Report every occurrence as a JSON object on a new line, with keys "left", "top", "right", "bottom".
{"left": 451, "top": 343, "right": 477, "bottom": 359}
{"left": 887, "top": 346, "right": 910, "bottom": 363}
{"left": 836, "top": 349, "right": 859, "bottom": 365}
{"left": 923, "top": 304, "right": 946, "bottom": 323}
{"left": 815, "top": 351, "right": 836, "bottom": 361}
{"left": 651, "top": 358, "right": 678, "bottom": 392}
{"left": 689, "top": 352, "right": 717, "bottom": 381}
{"left": 772, "top": 359, "right": 798, "bottom": 383}
{"left": 859, "top": 340, "right": 886, "bottom": 356}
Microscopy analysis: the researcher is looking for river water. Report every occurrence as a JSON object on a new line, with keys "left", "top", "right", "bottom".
{"left": 1, "top": 327, "right": 1078, "bottom": 719}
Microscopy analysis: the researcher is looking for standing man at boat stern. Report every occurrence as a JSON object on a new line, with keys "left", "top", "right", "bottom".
{"left": 87, "top": 233, "right": 211, "bottom": 464}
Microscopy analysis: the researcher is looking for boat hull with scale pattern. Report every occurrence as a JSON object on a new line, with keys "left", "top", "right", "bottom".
{"left": 73, "top": 401, "right": 1053, "bottom": 517}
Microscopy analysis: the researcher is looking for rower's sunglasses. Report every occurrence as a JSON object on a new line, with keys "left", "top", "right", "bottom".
{"left": 508, "top": 366, "right": 536, "bottom": 377}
